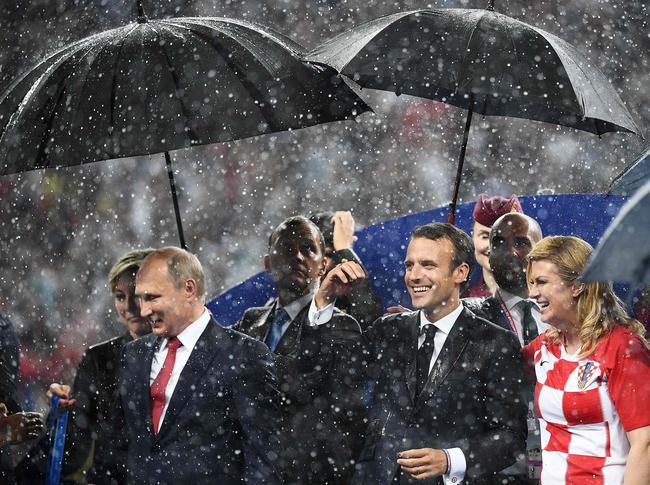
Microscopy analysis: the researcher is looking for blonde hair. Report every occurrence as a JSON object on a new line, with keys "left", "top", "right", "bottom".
{"left": 108, "top": 248, "right": 156, "bottom": 293}
{"left": 527, "top": 236, "right": 647, "bottom": 357}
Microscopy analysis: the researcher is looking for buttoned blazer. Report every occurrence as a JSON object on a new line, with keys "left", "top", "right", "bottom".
{"left": 236, "top": 300, "right": 367, "bottom": 485}
{"left": 105, "top": 316, "right": 283, "bottom": 485}
{"left": 353, "top": 308, "right": 527, "bottom": 485}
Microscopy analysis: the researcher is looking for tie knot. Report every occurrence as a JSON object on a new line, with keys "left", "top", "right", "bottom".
{"left": 420, "top": 324, "right": 437, "bottom": 340}
{"left": 273, "top": 308, "right": 290, "bottom": 325}
{"left": 166, "top": 336, "right": 181, "bottom": 351}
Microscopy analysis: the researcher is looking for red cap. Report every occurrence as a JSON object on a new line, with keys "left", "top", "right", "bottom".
{"left": 472, "top": 194, "right": 523, "bottom": 227}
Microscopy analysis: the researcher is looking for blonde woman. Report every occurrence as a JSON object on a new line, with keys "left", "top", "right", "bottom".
{"left": 524, "top": 236, "right": 650, "bottom": 484}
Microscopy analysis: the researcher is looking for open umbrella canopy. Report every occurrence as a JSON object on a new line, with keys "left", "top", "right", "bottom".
{"left": 608, "top": 144, "right": 650, "bottom": 195}
{"left": 309, "top": 8, "right": 640, "bottom": 135}
{"left": 583, "top": 179, "right": 650, "bottom": 284}
{"left": 0, "top": 15, "right": 368, "bottom": 174}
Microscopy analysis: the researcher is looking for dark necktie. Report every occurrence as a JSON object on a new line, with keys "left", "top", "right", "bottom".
{"left": 520, "top": 300, "right": 538, "bottom": 345}
{"left": 265, "top": 307, "right": 290, "bottom": 352}
{"left": 416, "top": 325, "right": 437, "bottom": 398}
{"left": 150, "top": 336, "right": 182, "bottom": 435}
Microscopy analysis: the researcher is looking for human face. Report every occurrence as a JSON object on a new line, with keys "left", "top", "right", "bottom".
{"left": 136, "top": 258, "right": 195, "bottom": 337}
{"left": 472, "top": 221, "right": 491, "bottom": 271}
{"left": 489, "top": 215, "right": 538, "bottom": 295}
{"left": 265, "top": 221, "right": 325, "bottom": 305}
{"left": 528, "top": 260, "right": 581, "bottom": 331}
{"left": 113, "top": 269, "right": 151, "bottom": 339}
{"left": 404, "top": 237, "right": 468, "bottom": 321}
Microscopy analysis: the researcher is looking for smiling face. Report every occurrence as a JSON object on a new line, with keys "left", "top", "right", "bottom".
{"left": 113, "top": 269, "right": 151, "bottom": 339}
{"left": 136, "top": 257, "right": 196, "bottom": 338}
{"left": 265, "top": 220, "right": 325, "bottom": 306}
{"left": 472, "top": 221, "right": 492, "bottom": 271}
{"left": 528, "top": 259, "right": 581, "bottom": 331}
{"left": 404, "top": 236, "right": 469, "bottom": 321}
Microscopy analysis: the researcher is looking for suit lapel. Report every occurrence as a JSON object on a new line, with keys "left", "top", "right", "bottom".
{"left": 403, "top": 312, "right": 420, "bottom": 405}
{"left": 249, "top": 301, "right": 276, "bottom": 342}
{"left": 417, "top": 308, "right": 471, "bottom": 406}
{"left": 133, "top": 336, "right": 158, "bottom": 435}
{"left": 155, "top": 318, "right": 220, "bottom": 440}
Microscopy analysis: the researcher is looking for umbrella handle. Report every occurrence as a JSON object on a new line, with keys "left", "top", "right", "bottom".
{"left": 486, "top": 0, "right": 495, "bottom": 11}
{"left": 448, "top": 103, "right": 474, "bottom": 225}
{"left": 164, "top": 152, "right": 188, "bottom": 250}
{"left": 137, "top": 0, "right": 147, "bottom": 23}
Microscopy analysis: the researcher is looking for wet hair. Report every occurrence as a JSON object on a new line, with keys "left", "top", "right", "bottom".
{"left": 308, "top": 211, "right": 335, "bottom": 248}
{"left": 411, "top": 223, "right": 474, "bottom": 291}
{"left": 108, "top": 248, "right": 156, "bottom": 293}
{"left": 268, "top": 216, "right": 325, "bottom": 254}
{"left": 527, "top": 236, "right": 647, "bottom": 356}
{"left": 142, "top": 247, "right": 206, "bottom": 300}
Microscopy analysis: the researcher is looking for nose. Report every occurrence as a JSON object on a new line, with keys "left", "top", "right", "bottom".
{"left": 528, "top": 284, "right": 539, "bottom": 300}
{"left": 140, "top": 300, "right": 152, "bottom": 318}
{"left": 408, "top": 265, "right": 423, "bottom": 281}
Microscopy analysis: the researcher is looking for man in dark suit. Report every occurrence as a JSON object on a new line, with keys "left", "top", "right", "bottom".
{"left": 463, "top": 212, "right": 547, "bottom": 484}
{"left": 102, "top": 247, "right": 283, "bottom": 485}
{"left": 311, "top": 222, "right": 527, "bottom": 484}
{"left": 235, "top": 216, "right": 366, "bottom": 485}
{"left": 308, "top": 210, "right": 384, "bottom": 330}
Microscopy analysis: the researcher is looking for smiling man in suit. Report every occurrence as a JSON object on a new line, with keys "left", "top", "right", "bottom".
{"left": 311, "top": 222, "right": 527, "bottom": 484}
{"left": 234, "top": 216, "right": 366, "bottom": 485}
{"left": 101, "top": 247, "right": 283, "bottom": 485}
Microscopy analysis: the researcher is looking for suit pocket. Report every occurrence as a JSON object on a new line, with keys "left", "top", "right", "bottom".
{"left": 357, "top": 418, "right": 383, "bottom": 462}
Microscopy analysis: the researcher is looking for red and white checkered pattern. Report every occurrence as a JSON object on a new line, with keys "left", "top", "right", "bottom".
{"left": 524, "top": 326, "right": 650, "bottom": 484}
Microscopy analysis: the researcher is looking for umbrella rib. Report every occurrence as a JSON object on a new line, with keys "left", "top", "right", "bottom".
{"left": 172, "top": 22, "right": 281, "bottom": 131}
{"left": 150, "top": 23, "right": 200, "bottom": 145}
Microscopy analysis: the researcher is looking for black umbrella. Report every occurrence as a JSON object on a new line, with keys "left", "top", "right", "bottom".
{"left": 308, "top": 4, "right": 641, "bottom": 223}
{"left": 608, "top": 144, "right": 650, "bottom": 195}
{"left": 0, "top": 5, "right": 369, "bottom": 248}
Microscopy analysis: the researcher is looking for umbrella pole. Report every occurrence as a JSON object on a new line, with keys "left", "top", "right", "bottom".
{"left": 448, "top": 104, "right": 474, "bottom": 225}
{"left": 164, "top": 151, "right": 187, "bottom": 250}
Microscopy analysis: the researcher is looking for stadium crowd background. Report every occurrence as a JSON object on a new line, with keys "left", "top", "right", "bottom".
{"left": 0, "top": 0, "right": 647, "bottom": 407}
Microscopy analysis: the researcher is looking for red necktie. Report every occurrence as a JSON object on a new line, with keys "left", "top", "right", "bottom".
{"left": 150, "top": 336, "right": 182, "bottom": 434}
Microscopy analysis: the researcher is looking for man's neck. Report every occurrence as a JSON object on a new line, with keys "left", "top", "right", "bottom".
{"left": 277, "top": 288, "right": 314, "bottom": 308}
{"left": 423, "top": 299, "right": 461, "bottom": 323}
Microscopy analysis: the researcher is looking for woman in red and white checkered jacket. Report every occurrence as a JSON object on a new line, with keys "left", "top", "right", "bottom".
{"left": 523, "top": 236, "right": 650, "bottom": 485}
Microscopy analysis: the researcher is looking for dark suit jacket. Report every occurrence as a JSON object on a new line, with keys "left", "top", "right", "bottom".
{"left": 330, "top": 248, "right": 384, "bottom": 331}
{"left": 353, "top": 308, "right": 527, "bottom": 485}
{"left": 463, "top": 296, "right": 511, "bottom": 332}
{"left": 69, "top": 333, "right": 132, "bottom": 480}
{"left": 102, "top": 316, "right": 283, "bottom": 485}
{"left": 235, "top": 300, "right": 367, "bottom": 485}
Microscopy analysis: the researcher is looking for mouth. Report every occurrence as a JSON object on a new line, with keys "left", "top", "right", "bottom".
{"left": 536, "top": 301, "right": 550, "bottom": 310}
{"left": 410, "top": 286, "right": 432, "bottom": 294}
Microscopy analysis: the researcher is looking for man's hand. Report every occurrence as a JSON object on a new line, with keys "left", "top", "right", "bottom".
{"left": 0, "top": 403, "right": 44, "bottom": 446}
{"left": 332, "top": 211, "right": 357, "bottom": 251}
{"left": 397, "top": 448, "right": 447, "bottom": 480}
{"left": 385, "top": 305, "right": 412, "bottom": 315}
{"left": 47, "top": 383, "right": 76, "bottom": 407}
{"left": 314, "top": 261, "right": 366, "bottom": 309}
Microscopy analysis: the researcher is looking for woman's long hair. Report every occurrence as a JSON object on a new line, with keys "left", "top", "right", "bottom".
{"left": 527, "top": 236, "right": 647, "bottom": 357}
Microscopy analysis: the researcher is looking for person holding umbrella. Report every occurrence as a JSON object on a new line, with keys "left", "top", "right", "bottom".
{"left": 525, "top": 236, "right": 650, "bottom": 484}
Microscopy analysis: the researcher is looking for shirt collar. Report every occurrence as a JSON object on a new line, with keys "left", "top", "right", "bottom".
{"left": 279, "top": 291, "right": 314, "bottom": 321}
{"left": 498, "top": 287, "right": 540, "bottom": 313}
{"left": 161, "top": 308, "right": 211, "bottom": 351}
{"left": 419, "top": 302, "right": 464, "bottom": 335}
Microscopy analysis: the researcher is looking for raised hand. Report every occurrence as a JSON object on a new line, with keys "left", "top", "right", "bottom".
{"left": 331, "top": 211, "right": 357, "bottom": 251}
{"left": 314, "top": 261, "right": 366, "bottom": 309}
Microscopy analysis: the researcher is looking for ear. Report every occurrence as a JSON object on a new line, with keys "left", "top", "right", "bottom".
{"left": 318, "top": 257, "right": 328, "bottom": 277}
{"left": 184, "top": 279, "right": 198, "bottom": 298}
{"left": 263, "top": 254, "right": 271, "bottom": 273}
{"left": 572, "top": 282, "right": 586, "bottom": 298}
{"left": 453, "top": 263, "right": 471, "bottom": 285}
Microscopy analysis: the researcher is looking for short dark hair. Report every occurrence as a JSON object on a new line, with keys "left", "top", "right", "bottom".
{"left": 268, "top": 216, "right": 326, "bottom": 253}
{"left": 411, "top": 223, "right": 474, "bottom": 290}
{"left": 308, "top": 211, "right": 335, "bottom": 247}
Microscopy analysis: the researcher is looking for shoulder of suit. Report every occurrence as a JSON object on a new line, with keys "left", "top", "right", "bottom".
{"left": 370, "top": 310, "right": 417, "bottom": 330}
{"left": 461, "top": 307, "right": 520, "bottom": 345}
{"left": 87, "top": 333, "right": 129, "bottom": 353}
{"left": 210, "top": 319, "right": 271, "bottom": 357}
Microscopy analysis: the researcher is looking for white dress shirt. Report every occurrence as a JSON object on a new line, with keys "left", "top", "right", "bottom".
{"left": 496, "top": 288, "right": 549, "bottom": 346}
{"left": 309, "top": 299, "right": 467, "bottom": 484}
{"left": 265, "top": 292, "right": 314, "bottom": 342}
{"left": 149, "top": 308, "right": 211, "bottom": 433}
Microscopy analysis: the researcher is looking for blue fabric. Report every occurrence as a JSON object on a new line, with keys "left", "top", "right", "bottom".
{"left": 45, "top": 395, "right": 69, "bottom": 485}
{"left": 264, "top": 308, "right": 290, "bottom": 352}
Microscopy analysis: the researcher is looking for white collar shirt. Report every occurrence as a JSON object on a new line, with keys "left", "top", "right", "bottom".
{"left": 497, "top": 288, "right": 549, "bottom": 346}
{"left": 418, "top": 303, "right": 464, "bottom": 374}
{"left": 149, "top": 308, "right": 211, "bottom": 433}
